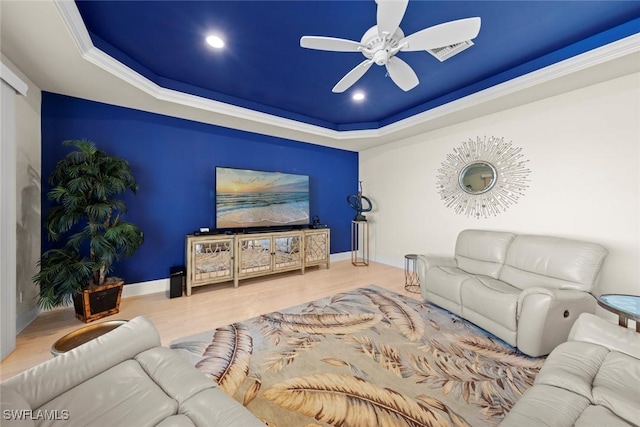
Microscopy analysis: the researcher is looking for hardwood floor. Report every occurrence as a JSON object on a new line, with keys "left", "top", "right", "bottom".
{"left": 0, "top": 260, "right": 411, "bottom": 381}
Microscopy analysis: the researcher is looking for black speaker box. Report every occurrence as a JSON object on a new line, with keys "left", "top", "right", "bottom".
{"left": 169, "top": 266, "right": 185, "bottom": 298}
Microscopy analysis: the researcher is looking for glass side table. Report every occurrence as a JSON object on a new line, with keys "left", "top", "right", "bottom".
{"left": 51, "top": 319, "right": 128, "bottom": 356}
{"left": 597, "top": 294, "right": 640, "bottom": 332}
{"left": 404, "top": 254, "right": 421, "bottom": 294}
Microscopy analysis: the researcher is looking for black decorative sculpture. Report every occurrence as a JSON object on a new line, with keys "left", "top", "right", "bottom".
{"left": 347, "top": 181, "right": 373, "bottom": 221}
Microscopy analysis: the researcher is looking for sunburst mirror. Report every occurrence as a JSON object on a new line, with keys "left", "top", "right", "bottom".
{"left": 436, "top": 136, "right": 531, "bottom": 218}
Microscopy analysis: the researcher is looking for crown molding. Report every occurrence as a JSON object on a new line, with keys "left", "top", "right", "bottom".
{"left": 54, "top": 0, "right": 377, "bottom": 140}
{"left": 379, "top": 33, "right": 640, "bottom": 135}
{"left": 55, "top": 0, "right": 640, "bottom": 141}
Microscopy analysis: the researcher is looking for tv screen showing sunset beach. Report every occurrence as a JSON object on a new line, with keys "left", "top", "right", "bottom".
{"left": 215, "top": 167, "right": 310, "bottom": 229}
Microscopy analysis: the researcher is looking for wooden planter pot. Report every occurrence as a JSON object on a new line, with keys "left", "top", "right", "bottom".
{"left": 72, "top": 280, "right": 124, "bottom": 323}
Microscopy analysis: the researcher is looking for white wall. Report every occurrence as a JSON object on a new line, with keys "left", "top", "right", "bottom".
{"left": 1, "top": 54, "right": 42, "bottom": 333}
{"left": 360, "top": 72, "right": 640, "bottom": 298}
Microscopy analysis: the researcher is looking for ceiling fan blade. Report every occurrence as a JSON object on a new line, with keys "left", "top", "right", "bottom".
{"left": 401, "top": 17, "right": 481, "bottom": 51}
{"left": 377, "top": 0, "right": 409, "bottom": 38}
{"left": 385, "top": 56, "right": 419, "bottom": 91}
{"left": 300, "top": 36, "right": 362, "bottom": 52}
{"left": 332, "top": 60, "right": 373, "bottom": 93}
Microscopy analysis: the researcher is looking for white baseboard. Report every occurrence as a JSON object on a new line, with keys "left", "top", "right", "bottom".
{"left": 27, "top": 255, "right": 368, "bottom": 332}
{"left": 369, "top": 255, "right": 404, "bottom": 269}
{"left": 330, "top": 251, "right": 351, "bottom": 262}
{"left": 121, "top": 278, "right": 169, "bottom": 298}
{"left": 41, "top": 279, "right": 171, "bottom": 311}
{"left": 16, "top": 306, "right": 40, "bottom": 334}
{"left": 38, "top": 253, "right": 395, "bottom": 308}
{"left": 119, "top": 253, "right": 352, "bottom": 299}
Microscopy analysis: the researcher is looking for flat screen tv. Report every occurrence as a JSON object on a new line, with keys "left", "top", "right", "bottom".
{"left": 216, "top": 167, "right": 310, "bottom": 230}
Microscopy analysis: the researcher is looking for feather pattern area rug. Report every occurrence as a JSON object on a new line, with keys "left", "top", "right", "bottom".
{"left": 170, "top": 285, "right": 543, "bottom": 427}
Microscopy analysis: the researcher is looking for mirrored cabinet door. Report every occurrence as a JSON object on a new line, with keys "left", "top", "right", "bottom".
{"left": 238, "top": 237, "right": 273, "bottom": 275}
{"left": 186, "top": 235, "right": 235, "bottom": 295}
{"left": 193, "top": 240, "right": 233, "bottom": 281}
{"left": 304, "top": 229, "right": 330, "bottom": 267}
{"left": 274, "top": 235, "right": 302, "bottom": 270}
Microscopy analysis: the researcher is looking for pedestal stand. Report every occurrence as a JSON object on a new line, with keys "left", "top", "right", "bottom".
{"left": 351, "top": 221, "right": 369, "bottom": 266}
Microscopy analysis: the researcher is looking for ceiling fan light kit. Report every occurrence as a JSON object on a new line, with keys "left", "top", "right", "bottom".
{"left": 300, "top": 0, "right": 481, "bottom": 93}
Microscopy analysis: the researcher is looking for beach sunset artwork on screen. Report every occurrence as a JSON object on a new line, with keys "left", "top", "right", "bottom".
{"left": 216, "top": 167, "right": 310, "bottom": 229}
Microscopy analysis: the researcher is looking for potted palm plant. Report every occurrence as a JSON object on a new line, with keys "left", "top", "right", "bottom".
{"left": 34, "top": 139, "right": 144, "bottom": 322}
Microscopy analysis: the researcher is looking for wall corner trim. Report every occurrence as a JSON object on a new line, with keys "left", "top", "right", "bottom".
{"left": 0, "top": 62, "right": 28, "bottom": 96}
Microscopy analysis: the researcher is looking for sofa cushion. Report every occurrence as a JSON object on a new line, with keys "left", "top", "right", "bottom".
{"left": 533, "top": 341, "right": 609, "bottom": 399}
{"left": 37, "top": 359, "right": 178, "bottom": 427}
{"left": 460, "top": 277, "right": 520, "bottom": 331}
{"left": 592, "top": 351, "right": 640, "bottom": 426}
{"left": 425, "top": 266, "right": 473, "bottom": 304}
{"left": 156, "top": 415, "right": 196, "bottom": 426}
{"left": 135, "top": 347, "right": 215, "bottom": 404}
{"left": 574, "top": 405, "right": 635, "bottom": 427}
{"left": 499, "top": 384, "right": 590, "bottom": 427}
{"left": 500, "top": 235, "right": 607, "bottom": 292}
{"left": 181, "top": 387, "right": 268, "bottom": 427}
{"left": 454, "top": 230, "right": 515, "bottom": 278}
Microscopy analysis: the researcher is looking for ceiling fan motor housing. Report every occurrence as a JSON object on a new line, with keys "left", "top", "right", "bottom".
{"left": 361, "top": 26, "right": 405, "bottom": 65}
{"left": 373, "top": 49, "right": 389, "bottom": 65}
{"left": 299, "top": 0, "right": 481, "bottom": 93}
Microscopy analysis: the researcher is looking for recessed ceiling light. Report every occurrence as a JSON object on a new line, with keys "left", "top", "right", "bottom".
{"left": 352, "top": 92, "right": 365, "bottom": 101}
{"left": 206, "top": 35, "right": 225, "bottom": 49}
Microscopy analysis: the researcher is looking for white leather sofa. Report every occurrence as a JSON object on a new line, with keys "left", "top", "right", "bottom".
{"left": 0, "top": 316, "right": 264, "bottom": 427}
{"left": 420, "top": 229, "right": 607, "bottom": 357}
{"left": 500, "top": 313, "right": 640, "bottom": 426}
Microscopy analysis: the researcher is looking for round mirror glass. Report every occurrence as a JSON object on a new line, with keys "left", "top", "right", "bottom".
{"left": 459, "top": 162, "right": 497, "bottom": 194}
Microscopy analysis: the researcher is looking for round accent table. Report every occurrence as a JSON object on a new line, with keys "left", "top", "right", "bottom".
{"left": 597, "top": 294, "right": 640, "bottom": 332}
{"left": 404, "top": 254, "right": 421, "bottom": 294}
{"left": 51, "top": 319, "right": 128, "bottom": 356}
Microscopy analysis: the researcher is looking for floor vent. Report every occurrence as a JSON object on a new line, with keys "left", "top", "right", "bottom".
{"left": 427, "top": 40, "right": 474, "bottom": 62}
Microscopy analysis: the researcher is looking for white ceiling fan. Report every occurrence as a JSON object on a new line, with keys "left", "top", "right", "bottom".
{"left": 300, "top": 0, "right": 481, "bottom": 93}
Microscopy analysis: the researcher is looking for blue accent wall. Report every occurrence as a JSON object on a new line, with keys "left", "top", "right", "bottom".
{"left": 41, "top": 93, "right": 358, "bottom": 284}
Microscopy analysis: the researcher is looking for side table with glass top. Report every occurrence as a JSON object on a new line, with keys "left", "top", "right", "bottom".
{"left": 597, "top": 294, "right": 640, "bottom": 332}
{"left": 50, "top": 319, "right": 128, "bottom": 356}
{"left": 404, "top": 254, "right": 421, "bottom": 294}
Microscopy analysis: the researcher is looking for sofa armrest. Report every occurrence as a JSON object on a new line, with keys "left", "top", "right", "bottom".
{"left": 516, "top": 288, "right": 596, "bottom": 357}
{"left": 2, "top": 316, "right": 161, "bottom": 409}
{"left": 569, "top": 313, "right": 640, "bottom": 359}
{"left": 0, "top": 387, "right": 35, "bottom": 427}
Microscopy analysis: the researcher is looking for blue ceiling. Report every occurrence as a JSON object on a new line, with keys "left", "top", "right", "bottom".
{"left": 75, "top": 1, "right": 640, "bottom": 131}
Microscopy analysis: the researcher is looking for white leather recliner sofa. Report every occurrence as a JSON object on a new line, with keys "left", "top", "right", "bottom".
{"left": 420, "top": 229, "right": 607, "bottom": 357}
{"left": 500, "top": 313, "right": 640, "bottom": 426}
{"left": 0, "top": 316, "right": 264, "bottom": 427}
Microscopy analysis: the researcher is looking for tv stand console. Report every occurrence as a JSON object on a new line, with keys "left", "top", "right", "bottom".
{"left": 185, "top": 228, "right": 330, "bottom": 295}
